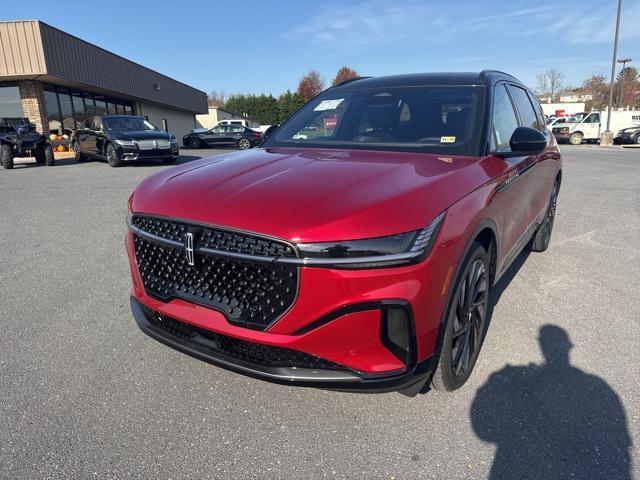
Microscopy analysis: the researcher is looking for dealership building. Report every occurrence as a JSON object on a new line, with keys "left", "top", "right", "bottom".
{"left": 0, "top": 20, "right": 207, "bottom": 140}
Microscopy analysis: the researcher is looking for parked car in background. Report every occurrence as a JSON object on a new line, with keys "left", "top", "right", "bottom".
{"left": 0, "top": 118, "right": 54, "bottom": 169}
{"left": 216, "top": 119, "right": 253, "bottom": 128}
{"left": 71, "top": 115, "right": 179, "bottom": 167}
{"left": 182, "top": 125, "right": 261, "bottom": 150}
{"left": 552, "top": 110, "right": 640, "bottom": 145}
{"left": 126, "top": 71, "right": 561, "bottom": 394}
{"left": 614, "top": 124, "right": 640, "bottom": 144}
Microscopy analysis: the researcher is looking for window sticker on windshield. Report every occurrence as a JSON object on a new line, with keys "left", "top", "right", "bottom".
{"left": 314, "top": 99, "right": 344, "bottom": 111}
{"left": 440, "top": 136, "right": 456, "bottom": 143}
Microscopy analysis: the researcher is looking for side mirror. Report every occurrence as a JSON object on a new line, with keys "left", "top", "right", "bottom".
{"left": 262, "top": 124, "right": 279, "bottom": 139}
{"left": 508, "top": 127, "right": 547, "bottom": 155}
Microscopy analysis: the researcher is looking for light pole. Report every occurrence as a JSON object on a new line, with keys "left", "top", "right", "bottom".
{"left": 601, "top": 0, "right": 623, "bottom": 146}
{"left": 617, "top": 58, "right": 632, "bottom": 108}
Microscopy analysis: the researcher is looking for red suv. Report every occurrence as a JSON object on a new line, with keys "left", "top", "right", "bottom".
{"left": 126, "top": 71, "right": 561, "bottom": 394}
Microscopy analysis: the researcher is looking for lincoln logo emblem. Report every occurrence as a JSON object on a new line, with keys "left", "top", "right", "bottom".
{"left": 153, "top": 140, "right": 158, "bottom": 149}
{"left": 185, "top": 232, "right": 195, "bottom": 266}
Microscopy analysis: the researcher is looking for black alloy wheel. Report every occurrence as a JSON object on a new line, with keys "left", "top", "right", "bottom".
{"left": 634, "top": 133, "right": 640, "bottom": 145}
{"left": 74, "top": 142, "right": 87, "bottom": 162}
{"left": 106, "top": 143, "right": 124, "bottom": 167}
{"left": 187, "top": 137, "right": 202, "bottom": 149}
{"left": 432, "top": 242, "right": 490, "bottom": 392}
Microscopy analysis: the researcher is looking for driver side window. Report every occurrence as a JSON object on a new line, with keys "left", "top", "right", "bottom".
{"left": 211, "top": 126, "right": 226, "bottom": 133}
{"left": 490, "top": 85, "right": 519, "bottom": 152}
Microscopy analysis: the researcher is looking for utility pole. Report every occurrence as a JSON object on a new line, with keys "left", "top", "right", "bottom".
{"left": 617, "top": 58, "right": 632, "bottom": 108}
{"left": 601, "top": 0, "right": 623, "bottom": 146}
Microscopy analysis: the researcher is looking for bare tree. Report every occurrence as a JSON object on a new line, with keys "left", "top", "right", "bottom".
{"left": 536, "top": 69, "right": 565, "bottom": 102}
{"left": 208, "top": 91, "right": 227, "bottom": 108}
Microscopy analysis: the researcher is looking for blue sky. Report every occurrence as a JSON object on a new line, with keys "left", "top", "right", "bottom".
{"left": 4, "top": 0, "right": 639, "bottom": 96}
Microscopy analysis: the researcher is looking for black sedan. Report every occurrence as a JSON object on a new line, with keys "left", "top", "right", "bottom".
{"left": 71, "top": 115, "right": 179, "bottom": 167}
{"left": 182, "top": 125, "right": 262, "bottom": 150}
{"left": 614, "top": 126, "right": 640, "bottom": 145}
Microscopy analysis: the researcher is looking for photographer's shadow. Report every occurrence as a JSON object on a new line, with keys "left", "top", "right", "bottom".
{"left": 471, "top": 325, "right": 632, "bottom": 479}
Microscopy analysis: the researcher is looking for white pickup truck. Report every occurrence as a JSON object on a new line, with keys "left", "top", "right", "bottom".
{"left": 551, "top": 110, "right": 640, "bottom": 145}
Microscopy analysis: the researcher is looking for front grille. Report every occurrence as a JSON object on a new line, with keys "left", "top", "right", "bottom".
{"left": 132, "top": 215, "right": 298, "bottom": 330}
{"left": 138, "top": 139, "right": 170, "bottom": 150}
{"left": 141, "top": 305, "right": 346, "bottom": 371}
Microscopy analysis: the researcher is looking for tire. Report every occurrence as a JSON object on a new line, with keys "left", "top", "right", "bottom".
{"left": 569, "top": 132, "right": 583, "bottom": 145}
{"left": 528, "top": 180, "right": 559, "bottom": 253}
{"left": 35, "top": 146, "right": 46, "bottom": 164}
{"left": 431, "top": 242, "right": 491, "bottom": 392}
{"left": 74, "top": 142, "right": 88, "bottom": 162}
{"left": 186, "top": 137, "right": 202, "bottom": 149}
{"left": 634, "top": 133, "right": 640, "bottom": 145}
{"left": 105, "top": 142, "right": 124, "bottom": 167}
{"left": 44, "top": 145, "right": 54, "bottom": 166}
{"left": 237, "top": 137, "right": 252, "bottom": 150}
{"left": 1, "top": 143, "right": 14, "bottom": 169}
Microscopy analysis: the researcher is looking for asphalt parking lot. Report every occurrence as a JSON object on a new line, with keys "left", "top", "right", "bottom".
{"left": 0, "top": 145, "right": 638, "bottom": 479}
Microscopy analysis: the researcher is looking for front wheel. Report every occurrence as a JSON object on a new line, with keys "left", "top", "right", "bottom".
{"left": 237, "top": 138, "right": 252, "bottom": 150}
{"left": 431, "top": 242, "right": 490, "bottom": 392}
{"left": 569, "top": 132, "right": 583, "bottom": 145}
{"left": 1, "top": 144, "right": 14, "bottom": 169}
{"left": 634, "top": 134, "right": 640, "bottom": 145}
{"left": 186, "top": 137, "right": 202, "bottom": 149}
{"left": 105, "top": 143, "right": 124, "bottom": 167}
{"left": 74, "top": 142, "right": 88, "bottom": 162}
{"left": 44, "top": 145, "right": 54, "bottom": 166}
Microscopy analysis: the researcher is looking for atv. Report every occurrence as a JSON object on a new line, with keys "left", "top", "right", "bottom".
{"left": 0, "top": 118, "right": 54, "bottom": 169}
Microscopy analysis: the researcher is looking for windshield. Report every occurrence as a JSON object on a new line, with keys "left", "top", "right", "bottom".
{"left": 103, "top": 117, "right": 157, "bottom": 131}
{"left": 263, "top": 86, "right": 485, "bottom": 155}
{"left": 566, "top": 114, "right": 586, "bottom": 123}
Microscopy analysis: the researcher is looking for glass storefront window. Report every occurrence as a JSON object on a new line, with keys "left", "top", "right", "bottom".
{"left": 0, "top": 85, "right": 24, "bottom": 118}
{"left": 73, "top": 95, "right": 86, "bottom": 125}
{"left": 44, "top": 89, "right": 62, "bottom": 135}
{"left": 124, "top": 105, "right": 133, "bottom": 115}
{"left": 58, "top": 91, "right": 75, "bottom": 133}
{"left": 94, "top": 98, "right": 107, "bottom": 115}
{"left": 115, "top": 103, "right": 124, "bottom": 115}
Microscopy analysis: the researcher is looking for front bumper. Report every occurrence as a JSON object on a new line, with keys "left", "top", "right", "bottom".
{"left": 614, "top": 134, "right": 635, "bottom": 144}
{"left": 117, "top": 144, "right": 179, "bottom": 161}
{"left": 552, "top": 130, "right": 571, "bottom": 141}
{"left": 125, "top": 223, "right": 450, "bottom": 392}
{"left": 131, "top": 296, "right": 435, "bottom": 392}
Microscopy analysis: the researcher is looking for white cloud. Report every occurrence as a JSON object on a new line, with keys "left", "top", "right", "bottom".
{"left": 285, "top": 0, "right": 640, "bottom": 54}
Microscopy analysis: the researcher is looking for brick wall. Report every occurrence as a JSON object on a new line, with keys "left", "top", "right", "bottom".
{"left": 18, "top": 80, "right": 49, "bottom": 136}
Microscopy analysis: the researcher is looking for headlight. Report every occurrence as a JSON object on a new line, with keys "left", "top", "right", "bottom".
{"left": 296, "top": 212, "right": 445, "bottom": 268}
{"left": 114, "top": 139, "right": 136, "bottom": 146}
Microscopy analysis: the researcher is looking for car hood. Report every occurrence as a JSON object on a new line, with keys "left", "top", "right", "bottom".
{"left": 112, "top": 130, "right": 172, "bottom": 141}
{"left": 132, "top": 147, "right": 503, "bottom": 243}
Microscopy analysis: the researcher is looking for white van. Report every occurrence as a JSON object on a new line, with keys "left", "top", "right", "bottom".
{"left": 551, "top": 110, "right": 640, "bottom": 144}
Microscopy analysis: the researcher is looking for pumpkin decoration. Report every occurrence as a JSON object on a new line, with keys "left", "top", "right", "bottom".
{"left": 56, "top": 145, "right": 66, "bottom": 152}
{"left": 49, "top": 134, "right": 57, "bottom": 141}
{"left": 57, "top": 135, "right": 64, "bottom": 141}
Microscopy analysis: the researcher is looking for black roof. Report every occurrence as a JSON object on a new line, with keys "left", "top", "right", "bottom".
{"left": 333, "top": 71, "right": 525, "bottom": 89}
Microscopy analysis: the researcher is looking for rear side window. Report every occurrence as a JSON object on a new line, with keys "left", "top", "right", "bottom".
{"left": 490, "top": 85, "right": 519, "bottom": 152}
{"left": 508, "top": 85, "right": 539, "bottom": 130}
